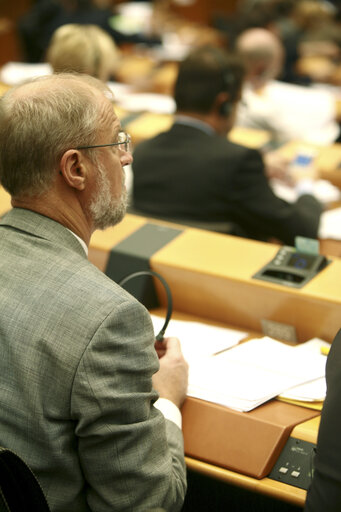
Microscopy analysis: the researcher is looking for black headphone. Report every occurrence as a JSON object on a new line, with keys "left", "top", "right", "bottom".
{"left": 219, "top": 94, "right": 232, "bottom": 117}
{"left": 118, "top": 270, "right": 173, "bottom": 342}
{"left": 211, "top": 48, "right": 237, "bottom": 118}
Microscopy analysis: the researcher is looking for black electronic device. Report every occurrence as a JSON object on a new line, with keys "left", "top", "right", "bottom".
{"left": 268, "top": 437, "right": 316, "bottom": 490}
{"left": 253, "top": 246, "right": 329, "bottom": 288}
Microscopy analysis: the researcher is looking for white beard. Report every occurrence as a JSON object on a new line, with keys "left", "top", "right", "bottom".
{"left": 88, "top": 161, "right": 127, "bottom": 230}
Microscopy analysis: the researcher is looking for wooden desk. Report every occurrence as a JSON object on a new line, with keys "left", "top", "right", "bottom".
{"left": 0, "top": 186, "right": 11, "bottom": 216}
{"left": 0, "top": 81, "right": 10, "bottom": 96}
{"left": 2, "top": 183, "right": 341, "bottom": 261}
{"left": 91, "top": 213, "right": 341, "bottom": 343}
{"left": 125, "top": 112, "right": 173, "bottom": 146}
{"left": 185, "top": 416, "right": 320, "bottom": 508}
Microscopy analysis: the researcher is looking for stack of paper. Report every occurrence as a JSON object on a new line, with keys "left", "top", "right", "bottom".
{"left": 151, "top": 315, "right": 247, "bottom": 364}
{"left": 270, "top": 178, "right": 341, "bottom": 206}
{"left": 278, "top": 338, "right": 329, "bottom": 407}
{"left": 187, "top": 337, "right": 327, "bottom": 412}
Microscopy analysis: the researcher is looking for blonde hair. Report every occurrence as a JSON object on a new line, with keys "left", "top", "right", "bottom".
{"left": 46, "top": 24, "right": 120, "bottom": 81}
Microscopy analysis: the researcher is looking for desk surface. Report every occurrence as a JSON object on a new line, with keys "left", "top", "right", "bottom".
{"left": 0, "top": 186, "right": 12, "bottom": 216}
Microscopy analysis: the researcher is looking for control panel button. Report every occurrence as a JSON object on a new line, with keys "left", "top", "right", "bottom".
{"left": 291, "top": 471, "right": 300, "bottom": 478}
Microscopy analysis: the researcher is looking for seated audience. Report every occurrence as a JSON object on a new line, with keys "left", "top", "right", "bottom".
{"left": 304, "top": 328, "right": 341, "bottom": 512}
{"left": 131, "top": 46, "right": 322, "bottom": 245}
{"left": 0, "top": 73, "right": 188, "bottom": 511}
{"left": 18, "top": 0, "right": 161, "bottom": 64}
{"left": 46, "top": 23, "right": 120, "bottom": 81}
{"left": 234, "top": 27, "right": 340, "bottom": 145}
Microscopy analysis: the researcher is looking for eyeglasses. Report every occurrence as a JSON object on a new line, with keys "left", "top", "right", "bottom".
{"left": 76, "top": 131, "right": 131, "bottom": 153}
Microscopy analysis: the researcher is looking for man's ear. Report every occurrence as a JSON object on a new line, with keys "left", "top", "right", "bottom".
{"left": 59, "top": 150, "right": 86, "bottom": 191}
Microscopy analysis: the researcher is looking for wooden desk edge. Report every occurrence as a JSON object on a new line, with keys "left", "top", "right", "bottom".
{"left": 185, "top": 457, "right": 307, "bottom": 507}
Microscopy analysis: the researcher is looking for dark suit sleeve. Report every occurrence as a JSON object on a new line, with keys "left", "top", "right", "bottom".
{"left": 228, "top": 148, "right": 322, "bottom": 245}
{"left": 304, "top": 329, "right": 341, "bottom": 512}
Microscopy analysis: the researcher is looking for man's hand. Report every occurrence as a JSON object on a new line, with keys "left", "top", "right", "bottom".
{"left": 263, "top": 150, "right": 293, "bottom": 184}
{"left": 153, "top": 337, "right": 188, "bottom": 409}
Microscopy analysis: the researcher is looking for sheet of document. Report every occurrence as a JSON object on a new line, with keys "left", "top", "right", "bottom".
{"left": 318, "top": 206, "right": 341, "bottom": 240}
{"left": 270, "top": 178, "right": 341, "bottom": 205}
{"left": 116, "top": 93, "right": 176, "bottom": 114}
{"left": 278, "top": 378, "right": 326, "bottom": 402}
{"left": 278, "top": 338, "right": 329, "bottom": 401}
{"left": 0, "top": 62, "right": 52, "bottom": 85}
{"left": 150, "top": 315, "right": 247, "bottom": 364}
{"left": 187, "top": 336, "right": 327, "bottom": 412}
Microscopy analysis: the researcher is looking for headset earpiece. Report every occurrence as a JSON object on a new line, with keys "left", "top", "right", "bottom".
{"left": 219, "top": 100, "right": 232, "bottom": 117}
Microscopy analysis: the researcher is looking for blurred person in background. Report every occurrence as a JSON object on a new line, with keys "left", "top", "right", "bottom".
{"left": 46, "top": 23, "right": 120, "bottom": 81}
{"left": 234, "top": 26, "right": 340, "bottom": 146}
{"left": 131, "top": 45, "right": 323, "bottom": 245}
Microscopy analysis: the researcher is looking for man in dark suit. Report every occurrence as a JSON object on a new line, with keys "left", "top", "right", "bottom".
{"left": 304, "top": 328, "right": 341, "bottom": 512}
{"left": 0, "top": 73, "right": 188, "bottom": 511}
{"left": 131, "top": 46, "right": 322, "bottom": 245}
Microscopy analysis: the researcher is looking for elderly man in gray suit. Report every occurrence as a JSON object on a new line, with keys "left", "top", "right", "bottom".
{"left": 0, "top": 74, "right": 188, "bottom": 512}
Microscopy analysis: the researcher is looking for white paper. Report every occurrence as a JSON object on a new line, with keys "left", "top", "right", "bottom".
{"left": 279, "top": 338, "right": 329, "bottom": 401}
{"left": 0, "top": 62, "right": 52, "bottom": 85}
{"left": 187, "top": 337, "right": 326, "bottom": 412}
{"left": 107, "top": 81, "right": 135, "bottom": 103}
{"left": 318, "top": 207, "right": 341, "bottom": 240}
{"left": 116, "top": 93, "right": 176, "bottom": 114}
{"left": 279, "top": 378, "right": 326, "bottom": 401}
{"left": 151, "top": 315, "right": 247, "bottom": 363}
{"left": 270, "top": 178, "right": 341, "bottom": 205}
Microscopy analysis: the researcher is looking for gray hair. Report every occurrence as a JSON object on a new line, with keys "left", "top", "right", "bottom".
{"left": 0, "top": 73, "right": 113, "bottom": 197}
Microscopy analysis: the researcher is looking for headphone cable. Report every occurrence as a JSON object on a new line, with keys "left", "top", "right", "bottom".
{"left": 118, "top": 270, "right": 172, "bottom": 341}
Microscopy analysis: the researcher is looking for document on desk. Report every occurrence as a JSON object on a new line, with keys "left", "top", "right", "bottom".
{"left": 278, "top": 338, "right": 329, "bottom": 402}
{"left": 318, "top": 206, "right": 341, "bottom": 240}
{"left": 187, "top": 337, "right": 326, "bottom": 412}
{"left": 116, "top": 93, "right": 176, "bottom": 114}
{"left": 151, "top": 315, "right": 247, "bottom": 364}
{"left": 0, "top": 62, "right": 52, "bottom": 85}
{"left": 270, "top": 178, "right": 341, "bottom": 206}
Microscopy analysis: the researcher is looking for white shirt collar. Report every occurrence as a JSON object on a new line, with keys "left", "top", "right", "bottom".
{"left": 174, "top": 115, "right": 215, "bottom": 135}
{"left": 66, "top": 228, "right": 88, "bottom": 256}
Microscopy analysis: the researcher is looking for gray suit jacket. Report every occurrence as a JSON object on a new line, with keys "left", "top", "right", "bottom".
{"left": 0, "top": 208, "right": 186, "bottom": 512}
